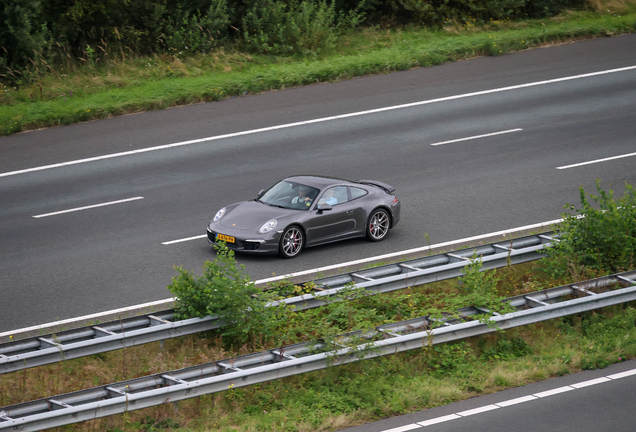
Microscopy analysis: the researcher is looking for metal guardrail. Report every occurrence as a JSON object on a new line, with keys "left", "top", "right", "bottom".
{"left": 0, "top": 232, "right": 555, "bottom": 374}
{"left": 2, "top": 270, "right": 635, "bottom": 431}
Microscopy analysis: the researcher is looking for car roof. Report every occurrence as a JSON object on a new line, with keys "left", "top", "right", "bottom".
{"left": 284, "top": 175, "right": 354, "bottom": 189}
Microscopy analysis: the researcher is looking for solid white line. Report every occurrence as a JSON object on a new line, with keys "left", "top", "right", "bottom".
{"left": 456, "top": 405, "right": 500, "bottom": 416}
{"left": 607, "top": 368, "right": 636, "bottom": 380}
{"left": 2, "top": 218, "right": 562, "bottom": 339}
{"left": 417, "top": 414, "right": 461, "bottom": 426}
{"left": 495, "top": 395, "right": 538, "bottom": 407}
{"left": 533, "top": 386, "right": 574, "bottom": 398}
{"left": 252, "top": 217, "right": 564, "bottom": 285}
{"left": 0, "top": 298, "right": 174, "bottom": 339}
{"left": 2, "top": 65, "right": 635, "bottom": 179}
{"left": 429, "top": 129, "right": 523, "bottom": 146}
{"left": 556, "top": 152, "right": 636, "bottom": 170}
{"left": 570, "top": 377, "right": 612, "bottom": 388}
{"left": 32, "top": 197, "right": 144, "bottom": 218}
{"left": 162, "top": 234, "right": 207, "bottom": 245}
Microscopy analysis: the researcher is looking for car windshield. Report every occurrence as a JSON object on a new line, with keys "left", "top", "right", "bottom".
{"left": 258, "top": 180, "right": 320, "bottom": 210}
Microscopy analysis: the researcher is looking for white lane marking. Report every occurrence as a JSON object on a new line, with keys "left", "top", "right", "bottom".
{"left": 0, "top": 298, "right": 172, "bottom": 339}
{"left": 417, "top": 414, "right": 461, "bottom": 426}
{"left": 495, "top": 395, "right": 538, "bottom": 407}
{"left": 383, "top": 424, "right": 422, "bottom": 432}
{"left": 2, "top": 217, "right": 562, "bottom": 339}
{"left": 252, "top": 217, "right": 564, "bottom": 285}
{"left": 456, "top": 404, "right": 500, "bottom": 416}
{"left": 161, "top": 218, "right": 563, "bottom": 263}
{"left": 32, "top": 196, "right": 144, "bottom": 218}
{"left": 2, "top": 66, "right": 635, "bottom": 179}
{"left": 429, "top": 128, "right": 523, "bottom": 146}
{"left": 570, "top": 377, "right": 611, "bottom": 388}
{"left": 162, "top": 234, "right": 207, "bottom": 245}
{"left": 378, "top": 368, "right": 636, "bottom": 431}
{"left": 533, "top": 386, "right": 575, "bottom": 398}
{"left": 556, "top": 151, "right": 636, "bottom": 170}
{"left": 607, "top": 368, "right": 636, "bottom": 380}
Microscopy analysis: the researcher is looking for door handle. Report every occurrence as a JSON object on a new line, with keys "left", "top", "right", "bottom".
{"left": 346, "top": 210, "right": 354, "bottom": 215}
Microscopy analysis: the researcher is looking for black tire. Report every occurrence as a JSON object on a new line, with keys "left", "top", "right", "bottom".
{"left": 279, "top": 226, "right": 304, "bottom": 258}
{"left": 366, "top": 208, "right": 390, "bottom": 242}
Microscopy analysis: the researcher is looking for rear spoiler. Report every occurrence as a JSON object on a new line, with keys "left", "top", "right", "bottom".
{"left": 358, "top": 179, "right": 396, "bottom": 194}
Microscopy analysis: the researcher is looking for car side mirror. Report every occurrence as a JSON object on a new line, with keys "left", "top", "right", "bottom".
{"left": 317, "top": 203, "right": 332, "bottom": 213}
{"left": 257, "top": 189, "right": 265, "bottom": 197}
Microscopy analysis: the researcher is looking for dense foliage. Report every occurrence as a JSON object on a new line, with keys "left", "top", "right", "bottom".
{"left": 168, "top": 242, "right": 278, "bottom": 347}
{"left": 1, "top": 0, "right": 585, "bottom": 84}
{"left": 547, "top": 180, "right": 636, "bottom": 275}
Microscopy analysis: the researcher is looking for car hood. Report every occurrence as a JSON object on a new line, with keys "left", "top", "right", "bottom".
{"left": 220, "top": 201, "right": 294, "bottom": 230}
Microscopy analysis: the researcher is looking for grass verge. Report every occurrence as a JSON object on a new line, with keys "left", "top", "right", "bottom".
{"left": 1, "top": 261, "right": 635, "bottom": 431}
{"left": 1, "top": 10, "right": 636, "bottom": 136}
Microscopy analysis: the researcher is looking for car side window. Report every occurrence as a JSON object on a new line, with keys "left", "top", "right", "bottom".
{"left": 349, "top": 186, "right": 368, "bottom": 201}
{"left": 318, "top": 186, "right": 348, "bottom": 207}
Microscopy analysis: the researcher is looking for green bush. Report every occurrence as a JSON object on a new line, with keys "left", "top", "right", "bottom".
{"left": 481, "top": 336, "right": 533, "bottom": 361}
{"left": 160, "top": 1, "right": 232, "bottom": 54}
{"left": 168, "top": 242, "right": 276, "bottom": 346}
{"left": 241, "top": 0, "right": 361, "bottom": 55}
{"left": 0, "top": 0, "right": 50, "bottom": 81}
{"left": 547, "top": 180, "right": 636, "bottom": 274}
{"left": 425, "top": 341, "right": 476, "bottom": 376}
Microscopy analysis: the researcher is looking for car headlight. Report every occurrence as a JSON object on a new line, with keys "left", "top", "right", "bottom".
{"left": 259, "top": 219, "right": 278, "bottom": 234}
{"left": 213, "top": 207, "right": 226, "bottom": 222}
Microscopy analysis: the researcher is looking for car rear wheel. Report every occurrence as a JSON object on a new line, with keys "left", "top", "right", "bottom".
{"left": 366, "top": 209, "right": 390, "bottom": 242}
{"left": 279, "top": 226, "right": 304, "bottom": 258}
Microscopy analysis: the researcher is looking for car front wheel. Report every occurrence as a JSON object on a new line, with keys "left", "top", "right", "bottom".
{"left": 279, "top": 226, "right": 304, "bottom": 258}
{"left": 366, "top": 209, "right": 390, "bottom": 242}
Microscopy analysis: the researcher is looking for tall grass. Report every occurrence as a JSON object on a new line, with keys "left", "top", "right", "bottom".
{"left": 2, "top": 10, "right": 636, "bottom": 135}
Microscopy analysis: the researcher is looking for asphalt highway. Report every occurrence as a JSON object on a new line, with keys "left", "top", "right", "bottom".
{"left": 1, "top": 34, "right": 635, "bottom": 332}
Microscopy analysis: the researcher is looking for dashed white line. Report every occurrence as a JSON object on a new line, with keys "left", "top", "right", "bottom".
{"left": 2, "top": 66, "right": 635, "bottom": 179}
{"left": 570, "top": 377, "right": 611, "bottom": 388}
{"left": 379, "top": 367, "right": 636, "bottom": 431}
{"left": 533, "top": 385, "right": 575, "bottom": 398}
{"left": 607, "top": 368, "right": 636, "bottom": 380}
{"left": 32, "top": 197, "right": 144, "bottom": 218}
{"left": 417, "top": 414, "right": 462, "bottom": 426}
{"left": 494, "top": 395, "right": 538, "bottom": 407}
{"left": 556, "top": 151, "right": 636, "bottom": 170}
{"left": 456, "top": 404, "right": 500, "bottom": 416}
{"left": 429, "top": 128, "right": 523, "bottom": 146}
{"left": 162, "top": 234, "right": 207, "bottom": 245}
{"left": 383, "top": 424, "right": 422, "bottom": 432}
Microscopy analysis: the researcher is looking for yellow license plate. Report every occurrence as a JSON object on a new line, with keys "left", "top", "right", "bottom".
{"left": 216, "top": 234, "right": 235, "bottom": 243}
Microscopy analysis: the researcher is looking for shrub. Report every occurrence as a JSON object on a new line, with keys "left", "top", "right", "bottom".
{"left": 168, "top": 242, "right": 276, "bottom": 346}
{"left": 0, "top": 0, "right": 50, "bottom": 83}
{"left": 242, "top": 0, "right": 364, "bottom": 55}
{"left": 547, "top": 180, "right": 636, "bottom": 274}
{"left": 160, "top": 1, "right": 232, "bottom": 54}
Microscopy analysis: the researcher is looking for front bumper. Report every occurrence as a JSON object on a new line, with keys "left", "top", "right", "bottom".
{"left": 207, "top": 227, "right": 280, "bottom": 254}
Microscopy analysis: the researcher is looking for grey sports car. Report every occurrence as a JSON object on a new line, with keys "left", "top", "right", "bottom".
{"left": 207, "top": 175, "right": 401, "bottom": 258}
